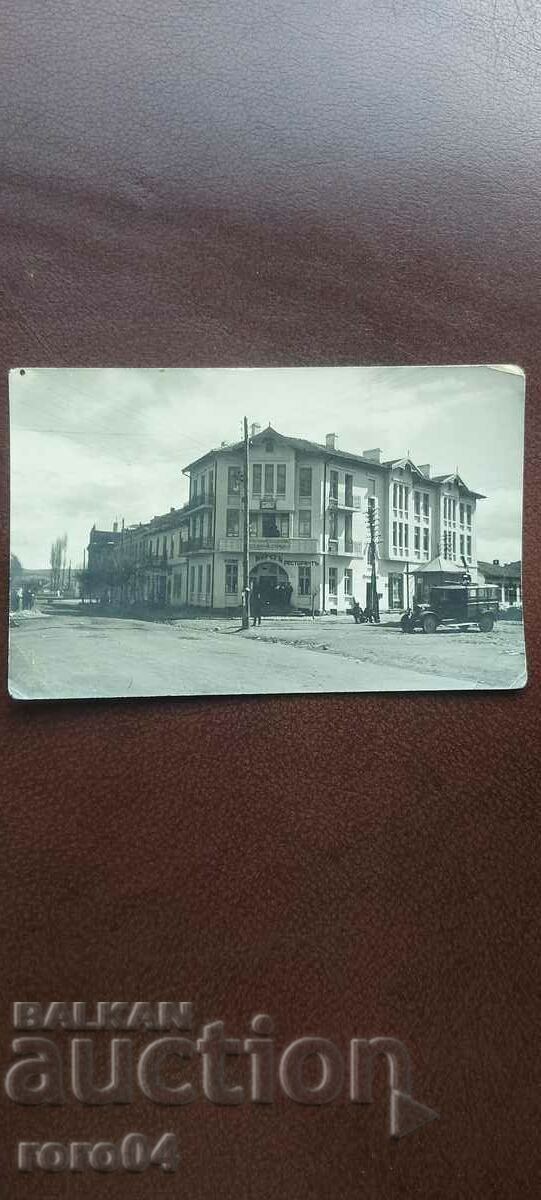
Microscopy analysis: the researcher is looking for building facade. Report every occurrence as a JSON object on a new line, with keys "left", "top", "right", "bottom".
{"left": 477, "top": 560, "right": 522, "bottom": 608}
{"left": 182, "top": 426, "right": 484, "bottom": 614}
{"left": 87, "top": 425, "right": 485, "bottom": 614}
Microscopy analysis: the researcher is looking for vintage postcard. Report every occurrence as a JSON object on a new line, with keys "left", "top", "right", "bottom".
{"left": 8, "top": 365, "right": 526, "bottom": 699}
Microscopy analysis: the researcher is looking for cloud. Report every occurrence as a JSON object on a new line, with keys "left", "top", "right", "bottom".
{"left": 10, "top": 366, "right": 524, "bottom": 567}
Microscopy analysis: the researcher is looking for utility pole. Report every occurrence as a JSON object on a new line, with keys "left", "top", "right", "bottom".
{"left": 366, "top": 501, "right": 380, "bottom": 623}
{"left": 242, "top": 416, "right": 251, "bottom": 628}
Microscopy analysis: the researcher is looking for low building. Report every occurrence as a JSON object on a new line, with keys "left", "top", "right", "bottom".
{"left": 477, "top": 560, "right": 522, "bottom": 608}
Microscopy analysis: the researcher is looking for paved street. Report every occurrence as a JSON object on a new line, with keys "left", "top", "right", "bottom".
{"left": 8, "top": 611, "right": 526, "bottom": 700}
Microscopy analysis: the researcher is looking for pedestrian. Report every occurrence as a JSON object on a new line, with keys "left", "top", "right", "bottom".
{"left": 351, "top": 598, "right": 362, "bottom": 624}
{"left": 251, "top": 587, "right": 262, "bottom": 627}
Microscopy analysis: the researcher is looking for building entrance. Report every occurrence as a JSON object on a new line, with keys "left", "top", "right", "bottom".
{"left": 250, "top": 562, "right": 292, "bottom": 609}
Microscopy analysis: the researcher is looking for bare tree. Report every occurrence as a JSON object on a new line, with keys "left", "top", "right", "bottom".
{"left": 50, "top": 534, "right": 68, "bottom": 594}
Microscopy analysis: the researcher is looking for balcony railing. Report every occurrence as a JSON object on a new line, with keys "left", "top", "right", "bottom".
{"left": 328, "top": 539, "right": 363, "bottom": 556}
{"left": 328, "top": 495, "right": 362, "bottom": 510}
{"left": 186, "top": 536, "right": 214, "bottom": 552}
{"left": 186, "top": 491, "right": 214, "bottom": 510}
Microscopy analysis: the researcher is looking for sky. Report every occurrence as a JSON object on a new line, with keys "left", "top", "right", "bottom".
{"left": 9, "top": 365, "right": 524, "bottom": 570}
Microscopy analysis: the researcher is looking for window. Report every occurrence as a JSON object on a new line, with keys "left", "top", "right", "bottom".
{"left": 190, "top": 566, "right": 195, "bottom": 594}
{"left": 225, "top": 562, "right": 238, "bottom": 594}
{"left": 249, "top": 515, "right": 258, "bottom": 536}
{"left": 345, "top": 473, "right": 353, "bottom": 507}
{"left": 423, "top": 493, "right": 429, "bottom": 518}
{"left": 388, "top": 573, "right": 404, "bottom": 611}
{"left": 299, "top": 565, "right": 311, "bottom": 596}
{"left": 226, "top": 510, "right": 239, "bottom": 537}
{"left": 252, "top": 464, "right": 262, "bottom": 494}
{"left": 414, "top": 491, "right": 420, "bottom": 517}
{"left": 276, "top": 464, "right": 286, "bottom": 495}
{"left": 206, "top": 564, "right": 211, "bottom": 594}
{"left": 344, "top": 569, "right": 353, "bottom": 596}
{"left": 197, "top": 564, "right": 203, "bottom": 593}
{"left": 170, "top": 536, "right": 175, "bottom": 557}
{"left": 414, "top": 527, "right": 420, "bottom": 556}
{"left": 466, "top": 504, "right": 472, "bottom": 528}
{"left": 299, "top": 467, "right": 312, "bottom": 498}
{"left": 228, "top": 467, "right": 241, "bottom": 495}
{"left": 459, "top": 502, "right": 465, "bottom": 526}
{"left": 328, "top": 567, "right": 338, "bottom": 595}
{"left": 298, "top": 510, "right": 312, "bottom": 537}
{"left": 208, "top": 469, "right": 214, "bottom": 497}
{"left": 392, "top": 483, "right": 409, "bottom": 516}
{"left": 460, "top": 533, "right": 465, "bottom": 555}
{"left": 264, "top": 438, "right": 274, "bottom": 452}
{"left": 330, "top": 469, "right": 339, "bottom": 500}
{"left": 466, "top": 535, "right": 472, "bottom": 561}
{"left": 328, "top": 510, "right": 337, "bottom": 540}
{"left": 423, "top": 528, "right": 429, "bottom": 555}
{"left": 345, "top": 513, "right": 353, "bottom": 551}
{"left": 262, "top": 513, "right": 288, "bottom": 538}
{"left": 264, "top": 464, "right": 274, "bottom": 495}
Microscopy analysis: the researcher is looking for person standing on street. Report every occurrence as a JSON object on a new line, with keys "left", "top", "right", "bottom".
{"left": 252, "top": 586, "right": 262, "bottom": 627}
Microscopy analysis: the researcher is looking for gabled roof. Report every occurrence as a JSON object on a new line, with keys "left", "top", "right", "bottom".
{"left": 382, "top": 456, "right": 429, "bottom": 479}
{"left": 414, "top": 556, "right": 466, "bottom": 575}
{"left": 89, "top": 528, "right": 122, "bottom": 543}
{"left": 183, "top": 426, "right": 390, "bottom": 473}
{"left": 430, "top": 472, "right": 485, "bottom": 500}
{"left": 182, "top": 429, "right": 483, "bottom": 497}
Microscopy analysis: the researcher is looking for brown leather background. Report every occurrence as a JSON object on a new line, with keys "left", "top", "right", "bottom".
{"left": 1, "top": 3, "right": 539, "bottom": 1196}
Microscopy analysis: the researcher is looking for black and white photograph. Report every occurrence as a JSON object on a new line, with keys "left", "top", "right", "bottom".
{"left": 9, "top": 365, "right": 526, "bottom": 699}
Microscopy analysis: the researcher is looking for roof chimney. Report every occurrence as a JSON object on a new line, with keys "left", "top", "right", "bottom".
{"left": 493, "top": 559, "right": 500, "bottom": 566}
{"left": 419, "top": 464, "right": 431, "bottom": 478}
{"left": 250, "top": 422, "right": 261, "bottom": 438}
{"left": 362, "top": 448, "right": 381, "bottom": 464}
{"left": 326, "top": 433, "right": 337, "bottom": 450}
{"left": 112, "top": 521, "right": 118, "bottom": 533}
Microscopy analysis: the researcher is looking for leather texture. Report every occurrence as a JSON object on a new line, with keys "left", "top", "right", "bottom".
{"left": 1, "top": 2, "right": 539, "bottom": 1196}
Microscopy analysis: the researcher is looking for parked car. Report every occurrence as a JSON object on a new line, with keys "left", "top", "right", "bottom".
{"left": 401, "top": 585, "right": 500, "bottom": 634}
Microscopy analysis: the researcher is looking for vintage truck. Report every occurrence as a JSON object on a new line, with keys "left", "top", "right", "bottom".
{"left": 400, "top": 584, "right": 500, "bottom": 634}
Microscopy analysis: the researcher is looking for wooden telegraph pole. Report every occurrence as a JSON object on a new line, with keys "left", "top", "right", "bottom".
{"left": 366, "top": 501, "right": 380, "bottom": 623}
{"left": 242, "top": 416, "right": 250, "bottom": 628}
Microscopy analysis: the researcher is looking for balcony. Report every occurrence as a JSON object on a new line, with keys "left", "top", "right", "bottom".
{"left": 217, "top": 537, "right": 318, "bottom": 554}
{"left": 328, "top": 495, "right": 362, "bottom": 510}
{"left": 186, "top": 536, "right": 214, "bottom": 552}
{"left": 327, "top": 539, "right": 363, "bottom": 556}
{"left": 186, "top": 491, "right": 214, "bottom": 511}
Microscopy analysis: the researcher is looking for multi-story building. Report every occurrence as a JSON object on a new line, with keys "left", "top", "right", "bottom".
{"left": 181, "top": 425, "right": 484, "bottom": 614}
{"left": 86, "top": 425, "right": 485, "bottom": 614}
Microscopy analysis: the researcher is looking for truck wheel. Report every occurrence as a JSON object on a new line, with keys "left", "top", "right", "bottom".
{"left": 422, "top": 613, "right": 438, "bottom": 634}
{"left": 478, "top": 613, "right": 494, "bottom": 633}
